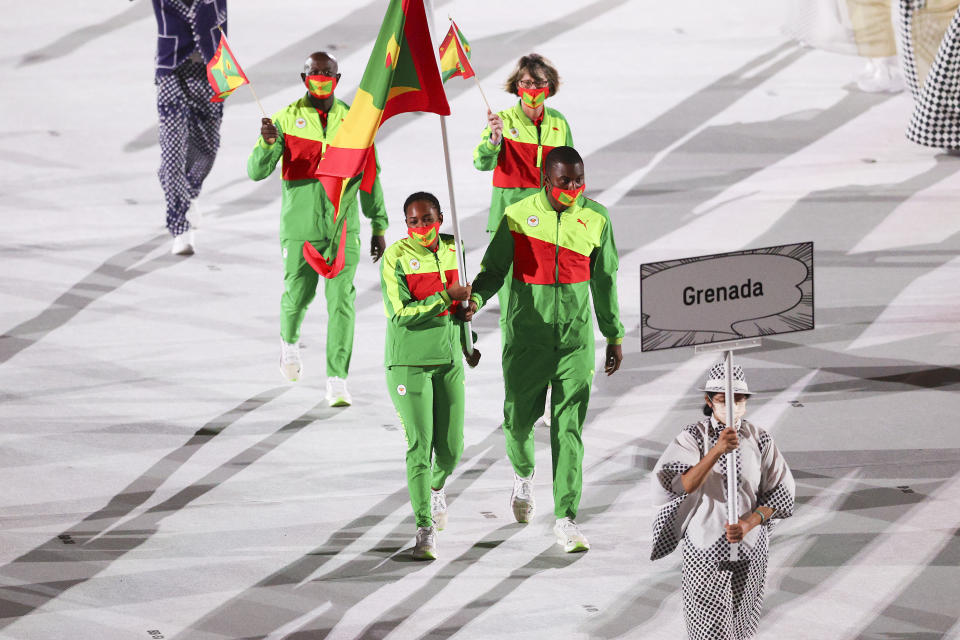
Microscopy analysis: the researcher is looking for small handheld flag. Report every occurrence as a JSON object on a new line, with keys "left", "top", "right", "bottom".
{"left": 206, "top": 33, "right": 249, "bottom": 103}
{"left": 439, "top": 20, "right": 474, "bottom": 82}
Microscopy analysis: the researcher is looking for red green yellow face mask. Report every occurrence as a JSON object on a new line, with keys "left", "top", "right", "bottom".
{"left": 519, "top": 86, "right": 548, "bottom": 109}
{"left": 408, "top": 221, "right": 441, "bottom": 248}
{"left": 551, "top": 184, "right": 585, "bottom": 208}
{"left": 304, "top": 74, "right": 337, "bottom": 99}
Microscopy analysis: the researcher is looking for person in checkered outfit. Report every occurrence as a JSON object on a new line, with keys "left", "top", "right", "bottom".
{"left": 896, "top": 0, "right": 960, "bottom": 150}
{"left": 651, "top": 363, "right": 796, "bottom": 640}
{"left": 151, "top": 0, "right": 228, "bottom": 255}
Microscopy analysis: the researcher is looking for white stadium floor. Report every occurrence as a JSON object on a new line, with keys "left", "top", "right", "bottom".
{"left": 2, "top": 2, "right": 960, "bottom": 639}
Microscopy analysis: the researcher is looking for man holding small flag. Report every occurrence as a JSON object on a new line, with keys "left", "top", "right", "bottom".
{"left": 151, "top": 0, "right": 228, "bottom": 256}
{"left": 247, "top": 52, "right": 389, "bottom": 406}
{"left": 275, "top": 0, "right": 450, "bottom": 408}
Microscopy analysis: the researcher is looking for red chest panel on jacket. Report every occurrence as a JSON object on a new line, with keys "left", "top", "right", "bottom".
{"left": 405, "top": 268, "right": 461, "bottom": 315}
{"left": 511, "top": 232, "right": 591, "bottom": 285}
{"left": 493, "top": 139, "right": 555, "bottom": 189}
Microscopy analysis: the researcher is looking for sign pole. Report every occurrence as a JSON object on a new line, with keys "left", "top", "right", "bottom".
{"left": 724, "top": 349, "right": 739, "bottom": 562}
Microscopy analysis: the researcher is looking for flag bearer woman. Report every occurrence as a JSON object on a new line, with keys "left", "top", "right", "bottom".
{"left": 380, "top": 192, "right": 481, "bottom": 560}
{"left": 472, "top": 53, "right": 574, "bottom": 316}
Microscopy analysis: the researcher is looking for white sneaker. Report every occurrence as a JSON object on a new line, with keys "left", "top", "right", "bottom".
{"left": 431, "top": 487, "right": 448, "bottom": 531}
{"left": 535, "top": 415, "right": 551, "bottom": 429}
{"left": 412, "top": 526, "right": 437, "bottom": 560}
{"left": 856, "top": 57, "right": 904, "bottom": 93}
{"left": 510, "top": 472, "right": 535, "bottom": 523}
{"left": 326, "top": 376, "right": 351, "bottom": 407}
{"left": 554, "top": 517, "right": 590, "bottom": 553}
{"left": 279, "top": 340, "right": 302, "bottom": 382}
{"left": 171, "top": 230, "right": 194, "bottom": 256}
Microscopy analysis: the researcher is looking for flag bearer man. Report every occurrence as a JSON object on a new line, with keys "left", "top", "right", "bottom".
{"left": 381, "top": 192, "right": 480, "bottom": 560}
{"left": 248, "top": 52, "right": 389, "bottom": 406}
{"left": 461, "top": 146, "right": 624, "bottom": 552}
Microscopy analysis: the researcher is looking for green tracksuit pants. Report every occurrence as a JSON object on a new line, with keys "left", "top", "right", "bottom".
{"left": 280, "top": 233, "right": 360, "bottom": 378}
{"left": 387, "top": 362, "right": 465, "bottom": 528}
{"left": 502, "top": 342, "right": 593, "bottom": 520}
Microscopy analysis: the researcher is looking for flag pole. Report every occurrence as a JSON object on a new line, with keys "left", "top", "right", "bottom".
{"left": 248, "top": 83, "right": 267, "bottom": 119}
{"left": 428, "top": 2, "right": 474, "bottom": 356}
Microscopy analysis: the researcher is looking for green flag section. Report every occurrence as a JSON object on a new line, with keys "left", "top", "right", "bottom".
{"left": 205, "top": 34, "right": 249, "bottom": 103}
{"left": 313, "top": 0, "right": 450, "bottom": 195}
{"left": 439, "top": 20, "right": 474, "bottom": 82}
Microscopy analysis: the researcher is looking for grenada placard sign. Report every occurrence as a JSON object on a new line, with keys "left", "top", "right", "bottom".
{"left": 640, "top": 242, "right": 814, "bottom": 351}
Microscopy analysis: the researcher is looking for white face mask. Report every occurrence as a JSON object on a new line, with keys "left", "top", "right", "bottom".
{"left": 711, "top": 399, "right": 746, "bottom": 425}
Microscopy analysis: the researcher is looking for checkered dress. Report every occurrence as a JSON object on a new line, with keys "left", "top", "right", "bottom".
{"left": 651, "top": 418, "right": 795, "bottom": 640}
{"left": 896, "top": 0, "right": 960, "bottom": 149}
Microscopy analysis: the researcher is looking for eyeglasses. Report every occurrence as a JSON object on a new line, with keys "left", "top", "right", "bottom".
{"left": 518, "top": 79, "right": 548, "bottom": 89}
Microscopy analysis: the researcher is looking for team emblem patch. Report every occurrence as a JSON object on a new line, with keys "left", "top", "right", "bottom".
{"left": 510, "top": 127, "right": 519, "bottom": 137}
{"left": 409, "top": 259, "right": 420, "bottom": 270}
{"left": 397, "top": 384, "right": 407, "bottom": 396}
{"left": 295, "top": 117, "right": 307, "bottom": 129}
{"left": 527, "top": 215, "right": 539, "bottom": 227}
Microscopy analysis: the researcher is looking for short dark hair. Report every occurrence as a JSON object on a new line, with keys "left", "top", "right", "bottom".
{"left": 403, "top": 191, "right": 442, "bottom": 217}
{"left": 544, "top": 146, "right": 583, "bottom": 173}
{"left": 503, "top": 53, "right": 561, "bottom": 96}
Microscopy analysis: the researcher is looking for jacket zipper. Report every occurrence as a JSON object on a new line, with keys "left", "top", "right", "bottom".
{"left": 536, "top": 122, "right": 544, "bottom": 186}
{"left": 554, "top": 210, "right": 561, "bottom": 351}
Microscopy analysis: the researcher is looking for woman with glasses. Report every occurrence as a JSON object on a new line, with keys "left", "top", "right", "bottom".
{"left": 472, "top": 54, "right": 574, "bottom": 316}
{"left": 650, "top": 362, "right": 796, "bottom": 640}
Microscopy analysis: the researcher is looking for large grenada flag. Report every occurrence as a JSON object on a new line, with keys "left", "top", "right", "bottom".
{"left": 306, "top": 0, "right": 450, "bottom": 276}
{"left": 304, "top": 0, "right": 451, "bottom": 279}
